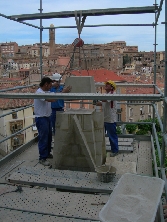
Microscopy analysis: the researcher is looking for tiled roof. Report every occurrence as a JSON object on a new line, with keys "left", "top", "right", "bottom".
{"left": 71, "top": 69, "right": 126, "bottom": 83}
{"left": 0, "top": 78, "right": 24, "bottom": 82}
{"left": 126, "top": 87, "right": 155, "bottom": 94}
{"left": 0, "top": 84, "right": 37, "bottom": 109}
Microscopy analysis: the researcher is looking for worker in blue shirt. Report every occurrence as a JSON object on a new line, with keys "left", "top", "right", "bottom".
{"left": 50, "top": 73, "right": 71, "bottom": 134}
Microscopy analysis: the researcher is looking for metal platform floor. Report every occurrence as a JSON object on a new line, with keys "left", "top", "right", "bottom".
{"left": 0, "top": 135, "right": 153, "bottom": 221}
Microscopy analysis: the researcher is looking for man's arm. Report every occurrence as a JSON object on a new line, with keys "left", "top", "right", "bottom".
{"left": 46, "top": 85, "right": 72, "bottom": 102}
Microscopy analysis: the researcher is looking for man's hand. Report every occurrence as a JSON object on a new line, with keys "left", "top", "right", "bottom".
{"left": 62, "top": 85, "right": 72, "bottom": 93}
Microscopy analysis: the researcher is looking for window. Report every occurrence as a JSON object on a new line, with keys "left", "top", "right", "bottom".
{"left": 129, "top": 108, "right": 133, "bottom": 117}
{"left": 12, "top": 112, "right": 17, "bottom": 119}
{"left": 117, "top": 113, "right": 121, "bottom": 122}
{"left": 10, "top": 120, "right": 23, "bottom": 133}
{"left": 148, "top": 114, "right": 151, "bottom": 119}
{"left": 34, "top": 133, "right": 38, "bottom": 137}
{"left": 140, "top": 107, "right": 144, "bottom": 115}
{"left": 11, "top": 134, "right": 24, "bottom": 149}
{"left": 148, "top": 105, "right": 152, "bottom": 113}
{"left": 140, "top": 115, "right": 144, "bottom": 120}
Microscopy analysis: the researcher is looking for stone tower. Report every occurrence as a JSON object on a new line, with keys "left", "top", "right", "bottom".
{"left": 49, "top": 24, "right": 55, "bottom": 55}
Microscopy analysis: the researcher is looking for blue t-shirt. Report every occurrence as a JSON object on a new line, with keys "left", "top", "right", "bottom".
{"left": 50, "top": 85, "right": 64, "bottom": 109}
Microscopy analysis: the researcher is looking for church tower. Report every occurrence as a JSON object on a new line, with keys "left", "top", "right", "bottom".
{"left": 49, "top": 24, "right": 55, "bottom": 55}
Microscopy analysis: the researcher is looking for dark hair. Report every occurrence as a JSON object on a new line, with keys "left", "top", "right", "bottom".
{"left": 39, "top": 77, "right": 53, "bottom": 87}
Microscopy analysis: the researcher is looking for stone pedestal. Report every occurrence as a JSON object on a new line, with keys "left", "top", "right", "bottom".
{"left": 53, "top": 109, "right": 106, "bottom": 172}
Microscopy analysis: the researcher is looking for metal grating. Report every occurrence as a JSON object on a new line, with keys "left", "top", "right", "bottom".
{"left": 106, "top": 137, "right": 134, "bottom": 152}
{"left": 7, "top": 166, "right": 121, "bottom": 193}
{"left": 0, "top": 185, "right": 108, "bottom": 221}
{"left": 0, "top": 208, "right": 100, "bottom": 222}
{"left": 136, "top": 141, "right": 153, "bottom": 176}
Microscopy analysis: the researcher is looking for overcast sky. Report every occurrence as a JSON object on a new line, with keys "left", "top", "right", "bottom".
{"left": 0, "top": 0, "right": 165, "bottom": 52}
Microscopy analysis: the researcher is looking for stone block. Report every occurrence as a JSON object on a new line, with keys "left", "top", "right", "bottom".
{"left": 76, "top": 156, "right": 92, "bottom": 168}
{"left": 60, "top": 156, "right": 75, "bottom": 167}
{"left": 54, "top": 130, "right": 70, "bottom": 142}
{"left": 95, "top": 141, "right": 103, "bottom": 156}
{"left": 71, "top": 144, "right": 83, "bottom": 156}
{"left": 65, "top": 76, "right": 96, "bottom": 93}
{"left": 95, "top": 154, "right": 103, "bottom": 167}
{"left": 93, "top": 112, "right": 104, "bottom": 128}
{"left": 83, "top": 132, "right": 96, "bottom": 143}
{"left": 94, "top": 129, "right": 104, "bottom": 142}
{"left": 56, "top": 112, "right": 69, "bottom": 130}
{"left": 53, "top": 108, "right": 106, "bottom": 171}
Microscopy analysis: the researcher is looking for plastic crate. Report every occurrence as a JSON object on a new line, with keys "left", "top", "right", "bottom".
{"left": 99, "top": 173, "right": 165, "bottom": 222}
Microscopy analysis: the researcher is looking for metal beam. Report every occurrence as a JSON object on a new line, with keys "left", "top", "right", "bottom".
{"left": 9, "top": 6, "right": 158, "bottom": 21}
{"left": 43, "top": 23, "right": 155, "bottom": 29}
{"left": 0, "top": 92, "right": 162, "bottom": 101}
{"left": 0, "top": 13, "right": 40, "bottom": 29}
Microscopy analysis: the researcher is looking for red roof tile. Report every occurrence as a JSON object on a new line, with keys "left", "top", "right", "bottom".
{"left": 71, "top": 69, "right": 126, "bottom": 83}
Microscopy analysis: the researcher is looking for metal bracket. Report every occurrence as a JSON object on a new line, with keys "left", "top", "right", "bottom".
{"left": 74, "top": 10, "right": 87, "bottom": 36}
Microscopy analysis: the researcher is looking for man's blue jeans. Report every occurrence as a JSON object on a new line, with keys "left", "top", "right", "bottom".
{"left": 104, "top": 122, "right": 118, "bottom": 153}
{"left": 35, "top": 117, "right": 52, "bottom": 160}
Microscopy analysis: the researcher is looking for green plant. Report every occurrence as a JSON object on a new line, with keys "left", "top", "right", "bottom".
{"left": 125, "top": 124, "right": 137, "bottom": 134}
{"left": 116, "top": 126, "right": 122, "bottom": 134}
{"left": 137, "top": 119, "right": 152, "bottom": 134}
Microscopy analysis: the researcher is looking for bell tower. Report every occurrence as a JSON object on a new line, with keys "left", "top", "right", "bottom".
{"left": 49, "top": 24, "right": 55, "bottom": 55}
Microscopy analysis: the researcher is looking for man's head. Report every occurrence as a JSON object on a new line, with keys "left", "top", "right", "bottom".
{"left": 39, "top": 77, "right": 53, "bottom": 91}
{"left": 51, "top": 73, "right": 62, "bottom": 81}
{"left": 51, "top": 73, "right": 62, "bottom": 88}
{"left": 104, "top": 80, "right": 116, "bottom": 92}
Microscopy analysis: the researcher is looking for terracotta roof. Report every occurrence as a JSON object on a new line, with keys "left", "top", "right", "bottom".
{"left": 0, "top": 84, "right": 37, "bottom": 109}
{"left": 126, "top": 87, "right": 155, "bottom": 94}
{"left": 71, "top": 69, "right": 126, "bottom": 83}
{"left": 0, "top": 78, "right": 24, "bottom": 82}
{"left": 19, "top": 69, "right": 30, "bottom": 72}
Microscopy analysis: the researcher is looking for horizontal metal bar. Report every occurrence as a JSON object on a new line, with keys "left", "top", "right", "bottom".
{"left": 0, "top": 123, "right": 35, "bottom": 144}
{"left": 0, "top": 138, "right": 37, "bottom": 167}
{"left": 95, "top": 83, "right": 155, "bottom": 87}
{"left": 0, "top": 93, "right": 162, "bottom": 101}
{"left": 10, "top": 6, "right": 158, "bottom": 21}
{"left": 0, "top": 105, "right": 33, "bottom": 119}
{"left": 155, "top": 85, "right": 164, "bottom": 96}
{"left": 43, "top": 24, "right": 155, "bottom": 29}
{"left": 0, "top": 13, "right": 40, "bottom": 29}
{"left": 0, "top": 206, "right": 99, "bottom": 222}
{"left": 118, "top": 121, "right": 152, "bottom": 125}
{"left": 0, "top": 85, "right": 36, "bottom": 92}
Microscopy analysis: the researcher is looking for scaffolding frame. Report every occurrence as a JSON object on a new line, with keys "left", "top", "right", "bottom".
{"left": 0, "top": 0, "right": 167, "bottom": 220}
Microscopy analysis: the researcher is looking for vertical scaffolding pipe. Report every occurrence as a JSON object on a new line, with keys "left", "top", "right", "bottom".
{"left": 153, "top": 0, "right": 157, "bottom": 123}
{"left": 153, "top": 1, "right": 157, "bottom": 88}
{"left": 39, "top": 0, "right": 43, "bottom": 79}
{"left": 162, "top": 0, "right": 167, "bottom": 170}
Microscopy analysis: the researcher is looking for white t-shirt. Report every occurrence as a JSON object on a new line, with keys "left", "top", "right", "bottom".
{"left": 102, "top": 91, "right": 117, "bottom": 123}
{"left": 34, "top": 88, "right": 52, "bottom": 117}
